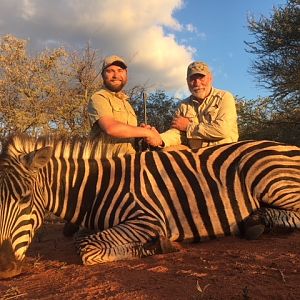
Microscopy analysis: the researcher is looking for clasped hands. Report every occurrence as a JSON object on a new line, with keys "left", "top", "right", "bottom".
{"left": 141, "top": 115, "right": 190, "bottom": 147}
{"left": 141, "top": 123, "right": 162, "bottom": 147}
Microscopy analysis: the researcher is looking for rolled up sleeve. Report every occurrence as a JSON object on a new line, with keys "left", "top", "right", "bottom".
{"left": 160, "top": 128, "right": 186, "bottom": 147}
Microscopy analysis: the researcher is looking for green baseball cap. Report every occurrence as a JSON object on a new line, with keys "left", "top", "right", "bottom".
{"left": 102, "top": 55, "right": 127, "bottom": 72}
{"left": 187, "top": 61, "right": 211, "bottom": 78}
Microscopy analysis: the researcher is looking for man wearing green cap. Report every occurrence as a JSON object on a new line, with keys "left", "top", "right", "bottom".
{"left": 87, "top": 55, "right": 161, "bottom": 158}
{"left": 145, "top": 61, "right": 239, "bottom": 149}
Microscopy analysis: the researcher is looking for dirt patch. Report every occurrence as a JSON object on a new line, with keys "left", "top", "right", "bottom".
{"left": 0, "top": 223, "right": 299, "bottom": 300}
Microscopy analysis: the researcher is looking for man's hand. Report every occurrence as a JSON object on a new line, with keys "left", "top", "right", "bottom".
{"left": 171, "top": 116, "right": 191, "bottom": 132}
{"left": 144, "top": 126, "right": 163, "bottom": 147}
{"left": 140, "top": 123, "right": 151, "bottom": 129}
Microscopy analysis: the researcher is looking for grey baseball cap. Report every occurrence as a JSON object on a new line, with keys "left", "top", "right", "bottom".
{"left": 187, "top": 61, "right": 211, "bottom": 78}
{"left": 101, "top": 55, "right": 127, "bottom": 72}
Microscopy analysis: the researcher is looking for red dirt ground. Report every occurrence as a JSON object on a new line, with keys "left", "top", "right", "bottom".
{"left": 0, "top": 222, "right": 299, "bottom": 300}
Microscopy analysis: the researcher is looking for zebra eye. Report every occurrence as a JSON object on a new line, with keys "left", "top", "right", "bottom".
{"left": 19, "top": 191, "right": 31, "bottom": 204}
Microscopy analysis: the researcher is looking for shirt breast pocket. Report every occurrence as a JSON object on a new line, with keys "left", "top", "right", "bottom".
{"left": 112, "top": 105, "right": 122, "bottom": 113}
{"left": 205, "top": 106, "right": 219, "bottom": 122}
{"left": 112, "top": 105, "right": 126, "bottom": 121}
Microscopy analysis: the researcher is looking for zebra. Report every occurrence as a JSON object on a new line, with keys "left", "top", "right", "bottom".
{"left": 0, "top": 134, "right": 299, "bottom": 279}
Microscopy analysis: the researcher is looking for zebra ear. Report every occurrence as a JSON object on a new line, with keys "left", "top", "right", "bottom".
{"left": 22, "top": 146, "right": 53, "bottom": 170}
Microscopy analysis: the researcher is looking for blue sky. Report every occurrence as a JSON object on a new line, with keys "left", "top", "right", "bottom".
{"left": 0, "top": 0, "right": 288, "bottom": 100}
{"left": 172, "top": 0, "right": 287, "bottom": 99}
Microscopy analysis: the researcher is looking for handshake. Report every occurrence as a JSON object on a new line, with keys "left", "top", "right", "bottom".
{"left": 140, "top": 123, "right": 163, "bottom": 147}
{"left": 139, "top": 115, "right": 190, "bottom": 148}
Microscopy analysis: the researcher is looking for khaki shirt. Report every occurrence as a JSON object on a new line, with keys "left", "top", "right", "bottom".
{"left": 160, "top": 87, "right": 239, "bottom": 149}
{"left": 87, "top": 88, "right": 137, "bottom": 158}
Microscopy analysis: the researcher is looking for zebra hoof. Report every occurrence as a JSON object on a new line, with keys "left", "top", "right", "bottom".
{"left": 244, "top": 224, "right": 265, "bottom": 240}
{"left": 242, "top": 211, "right": 266, "bottom": 240}
{"left": 143, "top": 236, "right": 177, "bottom": 254}
{"left": 157, "top": 236, "right": 178, "bottom": 254}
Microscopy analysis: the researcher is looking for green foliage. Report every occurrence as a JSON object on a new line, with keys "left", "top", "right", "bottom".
{"left": 246, "top": 0, "right": 300, "bottom": 101}
{"left": 243, "top": 0, "right": 300, "bottom": 146}
{"left": 236, "top": 96, "right": 300, "bottom": 146}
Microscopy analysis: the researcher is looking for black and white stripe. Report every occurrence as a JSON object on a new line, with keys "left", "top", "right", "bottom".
{"left": 0, "top": 135, "right": 299, "bottom": 275}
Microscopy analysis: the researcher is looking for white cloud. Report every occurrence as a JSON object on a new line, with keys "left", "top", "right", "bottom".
{"left": 0, "top": 0, "right": 196, "bottom": 95}
{"left": 21, "top": 0, "right": 37, "bottom": 20}
{"left": 185, "top": 23, "right": 197, "bottom": 33}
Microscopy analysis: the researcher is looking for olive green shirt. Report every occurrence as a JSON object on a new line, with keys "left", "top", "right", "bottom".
{"left": 160, "top": 87, "right": 239, "bottom": 149}
{"left": 87, "top": 88, "right": 137, "bottom": 158}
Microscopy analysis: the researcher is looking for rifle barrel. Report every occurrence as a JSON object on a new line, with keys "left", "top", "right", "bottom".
{"left": 143, "top": 92, "right": 147, "bottom": 125}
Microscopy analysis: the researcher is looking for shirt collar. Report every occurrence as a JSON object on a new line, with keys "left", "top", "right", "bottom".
{"left": 103, "top": 87, "right": 129, "bottom": 101}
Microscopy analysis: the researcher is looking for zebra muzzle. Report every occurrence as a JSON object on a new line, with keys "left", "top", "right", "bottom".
{"left": 0, "top": 239, "right": 23, "bottom": 279}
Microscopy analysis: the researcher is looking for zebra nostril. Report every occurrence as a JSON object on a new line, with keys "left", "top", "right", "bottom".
{"left": 0, "top": 261, "right": 23, "bottom": 279}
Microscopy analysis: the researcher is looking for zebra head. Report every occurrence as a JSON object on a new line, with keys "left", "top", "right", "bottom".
{"left": 0, "top": 144, "right": 52, "bottom": 279}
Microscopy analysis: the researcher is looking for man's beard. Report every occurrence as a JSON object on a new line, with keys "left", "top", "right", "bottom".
{"left": 104, "top": 81, "right": 126, "bottom": 92}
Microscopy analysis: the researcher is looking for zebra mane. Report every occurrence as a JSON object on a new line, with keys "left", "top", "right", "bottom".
{"left": 1, "top": 133, "right": 104, "bottom": 160}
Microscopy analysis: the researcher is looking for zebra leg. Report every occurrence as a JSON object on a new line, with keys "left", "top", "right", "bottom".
{"left": 243, "top": 207, "right": 300, "bottom": 240}
{"left": 242, "top": 209, "right": 267, "bottom": 240}
{"left": 75, "top": 223, "right": 176, "bottom": 265}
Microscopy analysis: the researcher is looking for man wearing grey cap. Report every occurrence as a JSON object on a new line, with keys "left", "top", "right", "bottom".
{"left": 146, "top": 61, "right": 239, "bottom": 149}
{"left": 65, "top": 55, "right": 162, "bottom": 237}
{"left": 64, "top": 55, "right": 162, "bottom": 236}
{"left": 87, "top": 55, "right": 161, "bottom": 158}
